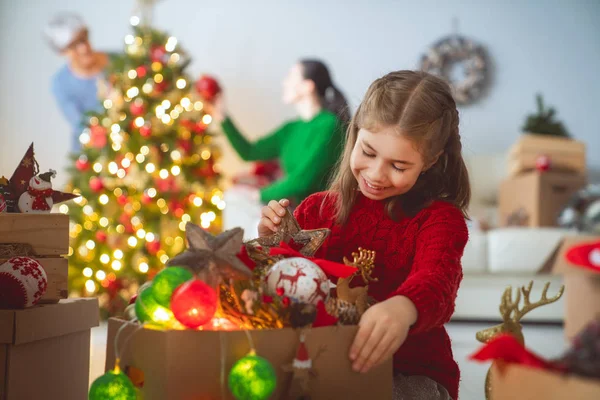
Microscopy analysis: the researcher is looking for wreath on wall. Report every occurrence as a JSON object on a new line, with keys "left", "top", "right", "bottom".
{"left": 420, "top": 35, "right": 489, "bottom": 105}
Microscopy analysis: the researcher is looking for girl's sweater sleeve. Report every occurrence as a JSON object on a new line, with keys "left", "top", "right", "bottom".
{"left": 389, "top": 206, "right": 468, "bottom": 334}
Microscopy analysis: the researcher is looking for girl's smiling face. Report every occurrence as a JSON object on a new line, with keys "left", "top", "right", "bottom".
{"left": 350, "top": 126, "right": 427, "bottom": 200}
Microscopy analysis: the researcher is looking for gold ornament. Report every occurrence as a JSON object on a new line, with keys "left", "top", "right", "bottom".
{"left": 475, "top": 281, "right": 564, "bottom": 400}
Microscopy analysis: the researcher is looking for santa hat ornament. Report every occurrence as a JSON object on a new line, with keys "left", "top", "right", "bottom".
{"left": 0, "top": 257, "right": 48, "bottom": 308}
{"left": 293, "top": 334, "right": 312, "bottom": 370}
{"left": 565, "top": 241, "right": 600, "bottom": 273}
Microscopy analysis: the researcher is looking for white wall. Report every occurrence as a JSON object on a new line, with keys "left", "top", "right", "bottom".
{"left": 1, "top": 0, "right": 599, "bottom": 190}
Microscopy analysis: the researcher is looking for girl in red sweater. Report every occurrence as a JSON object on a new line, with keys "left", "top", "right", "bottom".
{"left": 259, "top": 70, "right": 470, "bottom": 399}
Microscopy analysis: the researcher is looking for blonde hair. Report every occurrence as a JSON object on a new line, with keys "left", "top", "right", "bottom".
{"left": 328, "top": 70, "right": 471, "bottom": 224}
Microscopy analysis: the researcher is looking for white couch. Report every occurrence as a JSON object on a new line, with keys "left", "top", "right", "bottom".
{"left": 224, "top": 153, "right": 569, "bottom": 322}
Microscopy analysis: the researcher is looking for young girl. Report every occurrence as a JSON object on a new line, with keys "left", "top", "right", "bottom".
{"left": 259, "top": 70, "right": 470, "bottom": 400}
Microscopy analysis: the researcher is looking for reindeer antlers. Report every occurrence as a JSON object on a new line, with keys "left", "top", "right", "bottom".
{"left": 499, "top": 281, "right": 565, "bottom": 323}
{"left": 343, "top": 247, "right": 378, "bottom": 284}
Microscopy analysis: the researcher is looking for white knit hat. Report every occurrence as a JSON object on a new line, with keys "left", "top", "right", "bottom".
{"left": 44, "top": 12, "right": 86, "bottom": 51}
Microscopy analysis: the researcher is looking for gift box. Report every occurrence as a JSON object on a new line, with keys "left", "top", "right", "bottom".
{"left": 508, "top": 134, "right": 586, "bottom": 177}
{"left": 104, "top": 317, "right": 393, "bottom": 400}
{"left": 552, "top": 235, "right": 600, "bottom": 340}
{"left": 0, "top": 298, "right": 99, "bottom": 400}
{"left": 0, "top": 213, "right": 69, "bottom": 304}
{"left": 490, "top": 361, "right": 600, "bottom": 400}
{"left": 498, "top": 171, "right": 586, "bottom": 227}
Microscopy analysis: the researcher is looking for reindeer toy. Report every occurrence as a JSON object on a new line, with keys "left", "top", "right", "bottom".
{"left": 325, "top": 248, "right": 378, "bottom": 325}
{"left": 476, "top": 281, "right": 565, "bottom": 400}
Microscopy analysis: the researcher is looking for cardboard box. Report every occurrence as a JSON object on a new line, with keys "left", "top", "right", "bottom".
{"left": 508, "top": 134, "right": 586, "bottom": 177}
{"left": 490, "top": 361, "right": 600, "bottom": 400}
{"left": 105, "top": 318, "right": 393, "bottom": 400}
{"left": 0, "top": 298, "right": 99, "bottom": 400}
{"left": 498, "top": 171, "right": 586, "bottom": 227}
{"left": 552, "top": 235, "right": 600, "bottom": 340}
{"left": 0, "top": 213, "right": 69, "bottom": 303}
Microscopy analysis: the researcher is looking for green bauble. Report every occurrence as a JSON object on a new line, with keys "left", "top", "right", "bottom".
{"left": 135, "top": 285, "right": 174, "bottom": 325}
{"left": 151, "top": 267, "right": 193, "bottom": 308}
{"left": 228, "top": 354, "right": 277, "bottom": 400}
{"left": 89, "top": 369, "right": 136, "bottom": 400}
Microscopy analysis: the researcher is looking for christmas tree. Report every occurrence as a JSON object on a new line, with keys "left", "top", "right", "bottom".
{"left": 64, "top": 17, "right": 224, "bottom": 318}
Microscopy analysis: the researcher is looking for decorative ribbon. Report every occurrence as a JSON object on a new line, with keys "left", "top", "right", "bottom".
{"left": 269, "top": 242, "right": 357, "bottom": 278}
{"left": 27, "top": 187, "right": 53, "bottom": 210}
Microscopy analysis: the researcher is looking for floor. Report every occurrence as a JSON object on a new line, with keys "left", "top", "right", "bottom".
{"left": 89, "top": 320, "right": 566, "bottom": 400}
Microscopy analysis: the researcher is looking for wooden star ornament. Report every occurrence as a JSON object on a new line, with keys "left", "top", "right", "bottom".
{"left": 244, "top": 208, "right": 330, "bottom": 265}
{"left": 167, "top": 222, "right": 253, "bottom": 285}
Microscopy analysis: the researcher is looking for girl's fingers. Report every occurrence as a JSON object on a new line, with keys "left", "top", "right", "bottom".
{"left": 360, "top": 333, "right": 398, "bottom": 373}
{"left": 262, "top": 205, "right": 282, "bottom": 225}
{"left": 352, "top": 322, "right": 385, "bottom": 372}
{"left": 349, "top": 318, "right": 375, "bottom": 361}
{"left": 268, "top": 200, "right": 287, "bottom": 217}
{"left": 259, "top": 217, "right": 278, "bottom": 233}
{"left": 278, "top": 199, "right": 290, "bottom": 208}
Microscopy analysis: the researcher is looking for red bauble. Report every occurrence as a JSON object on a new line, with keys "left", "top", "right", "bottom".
{"left": 76, "top": 158, "right": 90, "bottom": 171}
{"left": 139, "top": 125, "right": 152, "bottom": 137}
{"left": 89, "top": 177, "right": 104, "bottom": 193}
{"left": 146, "top": 240, "right": 161, "bottom": 255}
{"left": 0, "top": 257, "right": 48, "bottom": 308}
{"left": 177, "top": 138, "right": 193, "bottom": 155}
{"left": 155, "top": 176, "right": 177, "bottom": 193}
{"left": 95, "top": 231, "right": 108, "bottom": 243}
{"left": 117, "top": 195, "right": 129, "bottom": 206}
{"left": 129, "top": 293, "right": 138, "bottom": 305}
{"left": 195, "top": 75, "right": 221, "bottom": 101}
{"left": 536, "top": 155, "right": 551, "bottom": 172}
{"left": 130, "top": 101, "right": 146, "bottom": 116}
{"left": 141, "top": 193, "right": 152, "bottom": 205}
{"left": 171, "top": 279, "right": 218, "bottom": 329}
{"left": 150, "top": 46, "right": 166, "bottom": 62}
{"left": 136, "top": 66, "right": 148, "bottom": 78}
{"left": 90, "top": 125, "right": 108, "bottom": 148}
{"left": 154, "top": 80, "right": 168, "bottom": 93}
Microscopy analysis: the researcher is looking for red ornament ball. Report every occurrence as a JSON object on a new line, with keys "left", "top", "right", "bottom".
{"left": 90, "top": 125, "right": 108, "bottom": 148}
{"left": 195, "top": 75, "right": 221, "bottom": 101}
{"left": 141, "top": 193, "right": 153, "bottom": 205}
{"left": 95, "top": 231, "right": 108, "bottom": 243}
{"left": 139, "top": 125, "right": 152, "bottom": 137}
{"left": 130, "top": 100, "right": 146, "bottom": 117}
{"left": 117, "top": 195, "right": 129, "bottom": 206}
{"left": 171, "top": 279, "right": 218, "bottom": 329}
{"left": 136, "top": 66, "right": 148, "bottom": 78}
{"left": 0, "top": 257, "right": 48, "bottom": 308}
{"left": 89, "top": 177, "right": 104, "bottom": 193}
{"left": 536, "top": 155, "right": 551, "bottom": 172}
{"left": 150, "top": 46, "right": 166, "bottom": 62}
{"left": 76, "top": 158, "right": 90, "bottom": 171}
{"left": 154, "top": 80, "right": 168, "bottom": 93}
{"left": 146, "top": 240, "right": 161, "bottom": 255}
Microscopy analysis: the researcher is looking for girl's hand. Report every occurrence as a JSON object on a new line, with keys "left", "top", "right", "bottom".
{"left": 349, "top": 296, "right": 418, "bottom": 373}
{"left": 203, "top": 93, "right": 226, "bottom": 123}
{"left": 258, "top": 199, "right": 290, "bottom": 237}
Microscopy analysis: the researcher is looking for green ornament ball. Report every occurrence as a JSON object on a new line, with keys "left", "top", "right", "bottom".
{"left": 151, "top": 266, "right": 194, "bottom": 308}
{"left": 135, "top": 284, "right": 173, "bottom": 325}
{"left": 88, "top": 369, "right": 136, "bottom": 400}
{"left": 228, "top": 353, "right": 277, "bottom": 400}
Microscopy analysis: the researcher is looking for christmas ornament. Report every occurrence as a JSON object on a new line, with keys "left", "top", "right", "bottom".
{"left": 558, "top": 317, "right": 600, "bottom": 379}
{"left": 154, "top": 80, "right": 168, "bottom": 93}
{"left": 171, "top": 279, "right": 218, "bottom": 329}
{"left": 565, "top": 241, "right": 600, "bottom": 273}
{"left": 535, "top": 155, "right": 551, "bottom": 172}
{"left": 281, "top": 332, "right": 326, "bottom": 398}
{"left": 75, "top": 157, "right": 90, "bottom": 171}
{"left": 151, "top": 266, "right": 193, "bottom": 308}
{"left": 89, "top": 177, "right": 104, "bottom": 193}
{"left": 474, "top": 281, "right": 565, "bottom": 400}
{"left": 145, "top": 240, "right": 161, "bottom": 255}
{"left": 167, "top": 223, "right": 252, "bottom": 286}
{"left": 228, "top": 353, "right": 276, "bottom": 400}
{"left": 18, "top": 170, "right": 56, "bottom": 213}
{"left": 0, "top": 257, "right": 48, "bottom": 308}
{"left": 136, "top": 65, "right": 148, "bottom": 78}
{"left": 150, "top": 45, "right": 166, "bottom": 63}
{"left": 90, "top": 124, "right": 108, "bottom": 148}
{"left": 0, "top": 192, "right": 6, "bottom": 213}
{"left": 130, "top": 99, "right": 146, "bottom": 116}
{"left": 195, "top": 74, "right": 221, "bottom": 101}
{"left": 139, "top": 124, "right": 152, "bottom": 137}
{"left": 117, "top": 195, "right": 129, "bottom": 206}
{"left": 265, "top": 257, "right": 330, "bottom": 305}
{"left": 558, "top": 184, "right": 600, "bottom": 234}
{"left": 135, "top": 284, "right": 174, "bottom": 325}
{"left": 89, "top": 369, "right": 136, "bottom": 400}
{"left": 95, "top": 231, "right": 108, "bottom": 243}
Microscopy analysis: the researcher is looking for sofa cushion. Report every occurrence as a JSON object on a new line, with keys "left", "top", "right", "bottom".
{"left": 462, "top": 229, "right": 488, "bottom": 273}
{"left": 487, "top": 227, "right": 575, "bottom": 273}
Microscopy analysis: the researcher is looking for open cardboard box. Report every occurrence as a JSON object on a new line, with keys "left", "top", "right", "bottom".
{"left": 105, "top": 317, "right": 393, "bottom": 400}
{"left": 0, "top": 298, "right": 99, "bottom": 400}
{"left": 551, "top": 235, "right": 600, "bottom": 340}
{"left": 490, "top": 361, "right": 600, "bottom": 400}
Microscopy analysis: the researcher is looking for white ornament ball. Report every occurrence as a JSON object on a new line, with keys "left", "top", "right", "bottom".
{"left": 0, "top": 257, "right": 48, "bottom": 308}
{"left": 265, "top": 257, "right": 331, "bottom": 305}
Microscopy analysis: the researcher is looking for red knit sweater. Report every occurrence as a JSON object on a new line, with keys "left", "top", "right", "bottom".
{"left": 294, "top": 192, "right": 468, "bottom": 400}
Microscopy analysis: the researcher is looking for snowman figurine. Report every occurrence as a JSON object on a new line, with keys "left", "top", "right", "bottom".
{"left": 18, "top": 170, "right": 56, "bottom": 213}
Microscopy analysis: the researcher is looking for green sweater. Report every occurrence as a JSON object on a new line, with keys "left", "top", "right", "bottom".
{"left": 221, "top": 111, "right": 344, "bottom": 204}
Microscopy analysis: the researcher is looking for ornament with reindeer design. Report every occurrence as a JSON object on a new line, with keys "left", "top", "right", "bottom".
{"left": 325, "top": 248, "right": 379, "bottom": 325}
{"left": 475, "top": 281, "right": 565, "bottom": 400}
{"left": 265, "top": 257, "right": 332, "bottom": 305}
